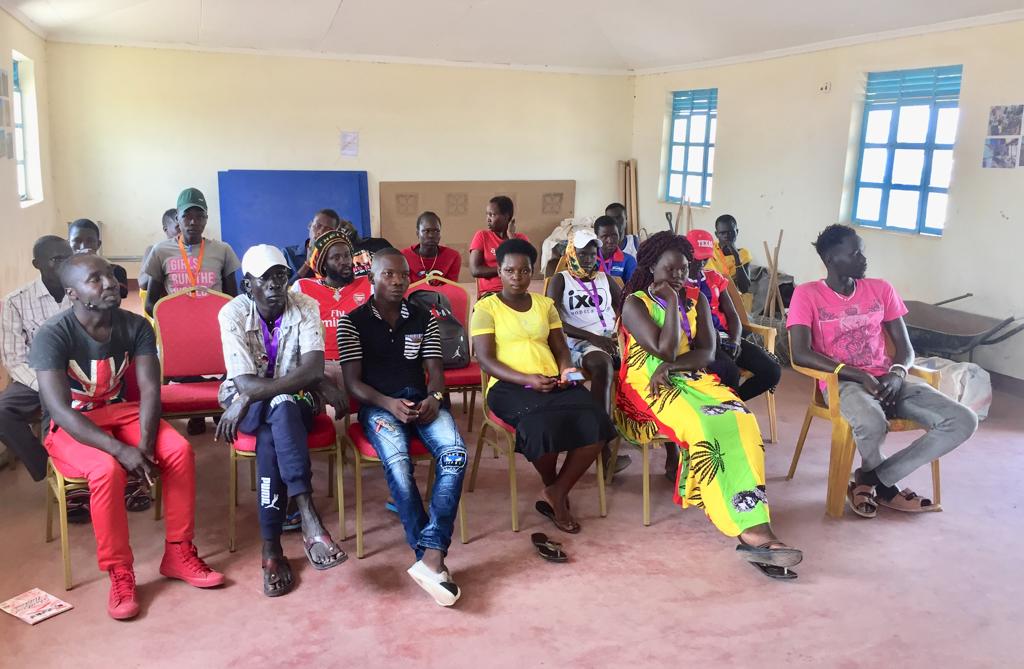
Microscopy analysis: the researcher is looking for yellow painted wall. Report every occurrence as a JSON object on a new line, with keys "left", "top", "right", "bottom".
{"left": 631, "top": 20, "right": 1024, "bottom": 378}
{"left": 45, "top": 43, "right": 633, "bottom": 266}
{"left": 0, "top": 10, "right": 57, "bottom": 300}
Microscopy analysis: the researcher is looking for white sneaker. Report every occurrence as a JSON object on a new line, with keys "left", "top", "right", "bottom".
{"left": 407, "top": 560, "right": 461, "bottom": 607}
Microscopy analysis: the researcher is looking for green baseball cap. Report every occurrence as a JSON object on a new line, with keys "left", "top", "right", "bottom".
{"left": 176, "top": 187, "right": 208, "bottom": 217}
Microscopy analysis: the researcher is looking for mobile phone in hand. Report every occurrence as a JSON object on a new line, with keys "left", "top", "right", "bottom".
{"left": 565, "top": 371, "right": 585, "bottom": 382}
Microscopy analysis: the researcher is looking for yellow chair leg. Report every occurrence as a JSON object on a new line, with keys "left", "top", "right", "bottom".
{"left": 356, "top": 454, "right": 364, "bottom": 557}
{"left": 468, "top": 425, "right": 487, "bottom": 492}
{"left": 825, "top": 426, "right": 856, "bottom": 519}
{"left": 604, "top": 437, "right": 621, "bottom": 487}
{"left": 507, "top": 441, "right": 519, "bottom": 532}
{"left": 228, "top": 450, "right": 238, "bottom": 552}
{"left": 597, "top": 451, "right": 607, "bottom": 518}
{"left": 642, "top": 443, "right": 651, "bottom": 527}
{"left": 337, "top": 448, "right": 347, "bottom": 540}
{"left": 767, "top": 392, "right": 778, "bottom": 445}
{"left": 467, "top": 389, "right": 477, "bottom": 433}
{"left": 327, "top": 452, "right": 336, "bottom": 498}
{"left": 787, "top": 408, "right": 815, "bottom": 480}
{"left": 931, "top": 459, "right": 942, "bottom": 507}
{"left": 458, "top": 496, "right": 468, "bottom": 544}
{"left": 56, "top": 477, "right": 72, "bottom": 590}
{"left": 249, "top": 459, "right": 256, "bottom": 492}
{"left": 45, "top": 478, "right": 55, "bottom": 543}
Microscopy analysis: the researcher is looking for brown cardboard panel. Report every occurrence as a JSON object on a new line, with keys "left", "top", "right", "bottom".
{"left": 379, "top": 180, "right": 576, "bottom": 276}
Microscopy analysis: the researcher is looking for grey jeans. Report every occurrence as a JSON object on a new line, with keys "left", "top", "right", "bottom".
{"left": 0, "top": 381, "right": 47, "bottom": 481}
{"left": 827, "top": 376, "right": 978, "bottom": 488}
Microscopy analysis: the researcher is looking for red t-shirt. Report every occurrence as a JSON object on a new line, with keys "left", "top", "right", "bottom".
{"left": 401, "top": 245, "right": 462, "bottom": 284}
{"left": 468, "top": 229, "right": 529, "bottom": 296}
{"left": 292, "top": 276, "right": 372, "bottom": 360}
{"left": 684, "top": 269, "right": 731, "bottom": 333}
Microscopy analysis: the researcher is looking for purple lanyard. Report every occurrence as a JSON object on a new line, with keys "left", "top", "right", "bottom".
{"left": 573, "top": 276, "right": 607, "bottom": 329}
{"left": 596, "top": 249, "right": 613, "bottom": 275}
{"left": 647, "top": 288, "right": 692, "bottom": 340}
{"left": 260, "top": 315, "right": 283, "bottom": 377}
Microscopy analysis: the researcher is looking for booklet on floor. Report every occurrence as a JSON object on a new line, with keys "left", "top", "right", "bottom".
{"left": 1, "top": 588, "right": 73, "bottom": 625}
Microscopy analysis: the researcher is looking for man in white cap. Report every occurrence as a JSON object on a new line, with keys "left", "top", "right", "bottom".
{"left": 215, "top": 244, "right": 348, "bottom": 597}
{"left": 544, "top": 229, "right": 628, "bottom": 475}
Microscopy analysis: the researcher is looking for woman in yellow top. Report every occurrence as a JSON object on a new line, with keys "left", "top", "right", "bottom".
{"left": 471, "top": 238, "right": 615, "bottom": 534}
{"left": 615, "top": 231, "right": 802, "bottom": 579}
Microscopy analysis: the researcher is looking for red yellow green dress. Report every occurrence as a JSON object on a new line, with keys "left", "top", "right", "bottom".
{"left": 613, "top": 290, "right": 769, "bottom": 536}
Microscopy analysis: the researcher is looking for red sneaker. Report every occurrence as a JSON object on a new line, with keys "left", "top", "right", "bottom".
{"left": 159, "top": 542, "right": 225, "bottom": 588}
{"left": 107, "top": 565, "right": 140, "bottom": 620}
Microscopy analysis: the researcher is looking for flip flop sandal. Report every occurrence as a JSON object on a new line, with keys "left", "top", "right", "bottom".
{"left": 736, "top": 541, "right": 803, "bottom": 569}
{"left": 385, "top": 500, "right": 398, "bottom": 514}
{"left": 530, "top": 533, "right": 568, "bottom": 563}
{"left": 282, "top": 510, "right": 301, "bottom": 532}
{"left": 262, "top": 556, "right": 294, "bottom": 597}
{"left": 303, "top": 534, "right": 348, "bottom": 571}
{"left": 876, "top": 488, "right": 941, "bottom": 513}
{"left": 749, "top": 563, "right": 798, "bottom": 580}
{"left": 535, "top": 500, "right": 581, "bottom": 534}
{"left": 846, "top": 481, "right": 878, "bottom": 518}
{"left": 124, "top": 481, "right": 153, "bottom": 513}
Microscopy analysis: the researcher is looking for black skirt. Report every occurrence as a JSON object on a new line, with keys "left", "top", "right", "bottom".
{"left": 486, "top": 381, "right": 616, "bottom": 461}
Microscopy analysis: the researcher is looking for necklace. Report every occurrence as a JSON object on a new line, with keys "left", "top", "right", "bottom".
{"left": 824, "top": 279, "right": 857, "bottom": 302}
{"left": 417, "top": 245, "right": 439, "bottom": 278}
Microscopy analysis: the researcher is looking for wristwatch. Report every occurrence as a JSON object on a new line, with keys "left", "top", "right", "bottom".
{"left": 431, "top": 391, "right": 444, "bottom": 403}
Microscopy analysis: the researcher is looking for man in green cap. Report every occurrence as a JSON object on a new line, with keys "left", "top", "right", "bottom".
{"left": 143, "top": 187, "right": 242, "bottom": 434}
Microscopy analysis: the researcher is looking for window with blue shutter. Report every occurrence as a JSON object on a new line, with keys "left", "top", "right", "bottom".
{"left": 665, "top": 88, "right": 717, "bottom": 206}
{"left": 851, "top": 65, "right": 963, "bottom": 235}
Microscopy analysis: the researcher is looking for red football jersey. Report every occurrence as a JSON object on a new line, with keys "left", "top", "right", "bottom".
{"left": 293, "top": 276, "right": 372, "bottom": 360}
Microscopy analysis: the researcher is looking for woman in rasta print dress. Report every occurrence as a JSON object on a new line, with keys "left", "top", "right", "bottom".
{"left": 614, "top": 231, "right": 803, "bottom": 579}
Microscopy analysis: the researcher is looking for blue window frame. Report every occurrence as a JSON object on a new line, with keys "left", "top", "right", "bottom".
{"left": 851, "top": 65, "right": 963, "bottom": 236}
{"left": 665, "top": 88, "right": 717, "bottom": 205}
{"left": 12, "top": 59, "right": 27, "bottom": 200}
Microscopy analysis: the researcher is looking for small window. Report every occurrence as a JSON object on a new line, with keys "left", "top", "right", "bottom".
{"left": 851, "top": 65, "right": 962, "bottom": 235}
{"left": 664, "top": 88, "right": 717, "bottom": 206}
{"left": 12, "top": 59, "right": 27, "bottom": 200}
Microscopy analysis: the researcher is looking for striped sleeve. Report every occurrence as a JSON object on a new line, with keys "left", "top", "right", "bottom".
{"left": 422, "top": 315, "right": 443, "bottom": 359}
{"left": 336, "top": 314, "right": 363, "bottom": 363}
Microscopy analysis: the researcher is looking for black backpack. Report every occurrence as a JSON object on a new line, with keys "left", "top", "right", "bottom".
{"left": 408, "top": 289, "right": 470, "bottom": 369}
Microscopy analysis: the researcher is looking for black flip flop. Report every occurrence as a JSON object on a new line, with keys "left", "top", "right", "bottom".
{"left": 531, "top": 533, "right": 568, "bottom": 562}
{"left": 303, "top": 534, "right": 348, "bottom": 571}
{"left": 748, "top": 562, "right": 798, "bottom": 580}
{"left": 262, "top": 556, "right": 294, "bottom": 597}
{"left": 736, "top": 541, "right": 803, "bottom": 580}
{"left": 535, "top": 501, "right": 581, "bottom": 534}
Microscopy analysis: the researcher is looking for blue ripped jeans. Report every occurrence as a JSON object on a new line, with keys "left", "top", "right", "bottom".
{"left": 358, "top": 388, "right": 467, "bottom": 558}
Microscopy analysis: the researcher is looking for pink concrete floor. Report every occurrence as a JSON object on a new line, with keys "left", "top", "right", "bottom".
{"left": 0, "top": 370, "right": 1020, "bottom": 668}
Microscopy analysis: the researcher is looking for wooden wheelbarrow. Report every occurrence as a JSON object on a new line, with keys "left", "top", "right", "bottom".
{"left": 904, "top": 294, "right": 1024, "bottom": 361}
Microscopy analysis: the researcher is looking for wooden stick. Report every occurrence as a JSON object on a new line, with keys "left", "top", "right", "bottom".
{"left": 617, "top": 160, "right": 627, "bottom": 206}
{"left": 686, "top": 199, "right": 694, "bottom": 234}
{"left": 674, "top": 201, "right": 684, "bottom": 235}
{"left": 772, "top": 229, "right": 785, "bottom": 317}
{"left": 762, "top": 241, "right": 778, "bottom": 320}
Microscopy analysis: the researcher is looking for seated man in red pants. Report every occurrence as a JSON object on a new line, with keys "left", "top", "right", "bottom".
{"left": 30, "top": 254, "right": 224, "bottom": 620}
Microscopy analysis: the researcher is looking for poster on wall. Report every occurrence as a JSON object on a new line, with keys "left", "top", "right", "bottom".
{"left": 983, "top": 105, "right": 1024, "bottom": 169}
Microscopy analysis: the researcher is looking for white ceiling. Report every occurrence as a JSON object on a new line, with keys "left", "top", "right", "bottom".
{"left": 3, "top": 0, "right": 1023, "bottom": 73}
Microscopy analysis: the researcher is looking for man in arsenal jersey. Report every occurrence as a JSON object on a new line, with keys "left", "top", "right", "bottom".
{"left": 31, "top": 254, "right": 224, "bottom": 620}
{"left": 400, "top": 211, "right": 462, "bottom": 284}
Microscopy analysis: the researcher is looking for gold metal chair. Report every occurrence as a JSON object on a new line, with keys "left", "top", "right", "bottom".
{"left": 227, "top": 413, "right": 344, "bottom": 552}
{"left": 468, "top": 371, "right": 607, "bottom": 532}
{"left": 340, "top": 423, "right": 467, "bottom": 559}
{"left": 787, "top": 332, "right": 942, "bottom": 518}
{"left": 724, "top": 279, "right": 778, "bottom": 443}
{"left": 44, "top": 460, "right": 162, "bottom": 590}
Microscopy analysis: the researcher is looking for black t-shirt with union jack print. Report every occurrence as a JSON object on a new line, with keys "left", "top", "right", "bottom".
{"left": 29, "top": 308, "right": 157, "bottom": 412}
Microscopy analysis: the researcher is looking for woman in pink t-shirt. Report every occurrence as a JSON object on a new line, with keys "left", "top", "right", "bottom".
{"left": 469, "top": 195, "right": 528, "bottom": 297}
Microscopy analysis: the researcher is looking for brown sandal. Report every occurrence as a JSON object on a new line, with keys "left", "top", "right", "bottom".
{"left": 846, "top": 481, "right": 878, "bottom": 518}
{"left": 876, "top": 488, "right": 941, "bottom": 513}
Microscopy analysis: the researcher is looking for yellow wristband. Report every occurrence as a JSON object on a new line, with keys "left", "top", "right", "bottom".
{"left": 833, "top": 363, "right": 845, "bottom": 375}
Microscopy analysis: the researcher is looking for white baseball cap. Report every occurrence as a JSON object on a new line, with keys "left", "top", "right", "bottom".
{"left": 571, "top": 229, "right": 599, "bottom": 248}
{"left": 241, "top": 244, "right": 288, "bottom": 278}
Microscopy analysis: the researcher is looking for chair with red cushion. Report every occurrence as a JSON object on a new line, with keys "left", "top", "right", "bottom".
{"left": 227, "top": 412, "right": 343, "bottom": 552}
{"left": 468, "top": 371, "right": 607, "bottom": 532}
{"left": 152, "top": 288, "right": 231, "bottom": 419}
{"left": 341, "top": 420, "right": 467, "bottom": 559}
{"left": 407, "top": 277, "right": 482, "bottom": 432}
